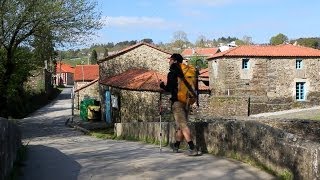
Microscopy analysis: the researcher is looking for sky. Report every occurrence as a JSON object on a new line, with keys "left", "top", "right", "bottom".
{"left": 91, "top": 0, "right": 320, "bottom": 45}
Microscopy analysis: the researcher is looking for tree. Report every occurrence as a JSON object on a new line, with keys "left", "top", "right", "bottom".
{"left": 195, "top": 35, "right": 207, "bottom": 47}
{"left": 0, "top": 0, "right": 101, "bottom": 117}
{"left": 90, "top": 49, "right": 98, "bottom": 64}
{"left": 188, "top": 56, "right": 207, "bottom": 69}
{"left": 293, "top": 38, "right": 319, "bottom": 49}
{"left": 242, "top": 35, "right": 253, "bottom": 45}
{"left": 172, "top": 31, "right": 189, "bottom": 51}
{"left": 270, "top": 33, "right": 288, "bottom": 45}
{"left": 141, "top": 38, "right": 153, "bottom": 44}
{"left": 103, "top": 48, "right": 109, "bottom": 58}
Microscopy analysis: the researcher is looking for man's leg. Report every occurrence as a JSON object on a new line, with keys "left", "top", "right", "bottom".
{"left": 172, "top": 101, "right": 197, "bottom": 155}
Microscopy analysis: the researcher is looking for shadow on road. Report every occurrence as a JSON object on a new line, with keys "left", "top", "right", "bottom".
{"left": 20, "top": 145, "right": 81, "bottom": 180}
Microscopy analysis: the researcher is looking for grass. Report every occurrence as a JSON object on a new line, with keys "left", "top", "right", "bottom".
{"left": 312, "top": 115, "right": 320, "bottom": 121}
{"left": 8, "top": 143, "right": 28, "bottom": 180}
{"left": 90, "top": 127, "right": 116, "bottom": 140}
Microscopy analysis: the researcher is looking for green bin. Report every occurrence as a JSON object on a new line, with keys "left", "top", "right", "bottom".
{"left": 87, "top": 105, "right": 101, "bottom": 120}
{"left": 80, "top": 98, "right": 95, "bottom": 121}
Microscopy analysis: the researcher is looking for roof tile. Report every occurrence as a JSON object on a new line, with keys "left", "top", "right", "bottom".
{"left": 74, "top": 65, "right": 99, "bottom": 81}
{"left": 100, "top": 68, "right": 209, "bottom": 92}
{"left": 208, "top": 44, "right": 320, "bottom": 59}
{"left": 100, "top": 69, "right": 166, "bottom": 92}
{"left": 182, "top": 48, "right": 219, "bottom": 57}
{"left": 56, "top": 62, "right": 74, "bottom": 73}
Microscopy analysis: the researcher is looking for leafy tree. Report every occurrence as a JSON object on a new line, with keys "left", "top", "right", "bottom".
{"left": 141, "top": 38, "right": 153, "bottom": 44}
{"left": 235, "top": 39, "right": 246, "bottom": 45}
{"left": 270, "top": 33, "right": 288, "bottom": 45}
{"left": 90, "top": 49, "right": 98, "bottom": 64}
{"left": 293, "top": 38, "right": 319, "bottom": 49}
{"left": 188, "top": 56, "right": 207, "bottom": 69}
{"left": 0, "top": 0, "right": 101, "bottom": 117}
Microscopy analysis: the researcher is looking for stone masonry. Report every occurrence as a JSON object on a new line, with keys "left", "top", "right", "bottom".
{"left": 208, "top": 57, "right": 320, "bottom": 114}
{"left": 98, "top": 43, "right": 171, "bottom": 122}
{"left": 0, "top": 118, "right": 21, "bottom": 180}
{"left": 115, "top": 119, "right": 320, "bottom": 180}
{"left": 99, "top": 43, "right": 170, "bottom": 81}
{"left": 74, "top": 81, "right": 100, "bottom": 110}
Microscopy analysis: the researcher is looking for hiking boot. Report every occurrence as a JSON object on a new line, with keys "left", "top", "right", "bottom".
{"left": 185, "top": 148, "right": 198, "bottom": 156}
{"left": 170, "top": 143, "right": 179, "bottom": 153}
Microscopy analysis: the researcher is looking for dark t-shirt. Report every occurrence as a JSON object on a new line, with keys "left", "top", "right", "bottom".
{"left": 161, "top": 63, "right": 183, "bottom": 103}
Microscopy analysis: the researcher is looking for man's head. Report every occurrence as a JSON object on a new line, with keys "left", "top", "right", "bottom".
{"left": 168, "top": 53, "right": 183, "bottom": 63}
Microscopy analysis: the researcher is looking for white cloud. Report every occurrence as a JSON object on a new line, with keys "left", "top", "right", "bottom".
{"left": 100, "top": 16, "right": 180, "bottom": 29}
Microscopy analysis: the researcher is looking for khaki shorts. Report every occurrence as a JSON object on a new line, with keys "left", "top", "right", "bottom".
{"left": 172, "top": 101, "right": 189, "bottom": 129}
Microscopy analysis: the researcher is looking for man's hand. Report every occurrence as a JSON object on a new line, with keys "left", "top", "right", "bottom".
{"left": 159, "top": 81, "right": 165, "bottom": 89}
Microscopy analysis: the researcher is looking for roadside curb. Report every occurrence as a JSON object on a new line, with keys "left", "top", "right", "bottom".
{"left": 66, "top": 121, "right": 90, "bottom": 134}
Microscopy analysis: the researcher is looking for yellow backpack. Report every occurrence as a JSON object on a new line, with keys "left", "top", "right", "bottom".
{"left": 177, "top": 63, "right": 198, "bottom": 105}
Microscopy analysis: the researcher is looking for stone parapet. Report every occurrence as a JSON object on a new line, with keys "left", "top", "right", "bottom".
{"left": 0, "top": 118, "right": 22, "bottom": 180}
{"left": 115, "top": 119, "right": 320, "bottom": 179}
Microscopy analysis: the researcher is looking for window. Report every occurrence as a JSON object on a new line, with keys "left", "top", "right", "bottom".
{"left": 242, "top": 59, "right": 249, "bottom": 69}
{"left": 296, "top": 59, "right": 303, "bottom": 69}
{"left": 296, "top": 82, "right": 306, "bottom": 101}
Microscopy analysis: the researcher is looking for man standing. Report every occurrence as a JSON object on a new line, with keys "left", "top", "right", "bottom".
{"left": 160, "top": 53, "right": 198, "bottom": 156}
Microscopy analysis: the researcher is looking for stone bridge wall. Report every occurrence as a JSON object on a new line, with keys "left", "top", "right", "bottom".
{"left": 115, "top": 119, "right": 320, "bottom": 180}
{"left": 0, "top": 118, "right": 22, "bottom": 180}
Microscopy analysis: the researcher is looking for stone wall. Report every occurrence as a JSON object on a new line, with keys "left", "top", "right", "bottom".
{"left": 0, "top": 118, "right": 22, "bottom": 180}
{"left": 24, "top": 69, "right": 53, "bottom": 94}
{"left": 207, "top": 96, "right": 249, "bottom": 117}
{"left": 74, "top": 81, "right": 100, "bottom": 110}
{"left": 104, "top": 88, "right": 173, "bottom": 123}
{"left": 99, "top": 44, "right": 170, "bottom": 81}
{"left": 208, "top": 57, "right": 320, "bottom": 114}
{"left": 115, "top": 119, "right": 320, "bottom": 180}
{"left": 99, "top": 44, "right": 171, "bottom": 121}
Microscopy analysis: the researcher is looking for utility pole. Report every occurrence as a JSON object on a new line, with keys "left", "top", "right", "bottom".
{"left": 81, "top": 60, "right": 84, "bottom": 82}
{"left": 59, "top": 51, "right": 62, "bottom": 86}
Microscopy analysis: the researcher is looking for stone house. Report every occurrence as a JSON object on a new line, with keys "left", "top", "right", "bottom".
{"left": 98, "top": 42, "right": 172, "bottom": 123}
{"left": 100, "top": 69, "right": 168, "bottom": 123}
{"left": 99, "top": 68, "right": 210, "bottom": 123}
{"left": 207, "top": 44, "right": 320, "bottom": 115}
{"left": 54, "top": 62, "right": 74, "bottom": 86}
{"left": 74, "top": 64, "right": 99, "bottom": 110}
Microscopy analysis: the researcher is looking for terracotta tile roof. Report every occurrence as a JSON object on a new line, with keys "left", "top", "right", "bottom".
{"left": 74, "top": 65, "right": 99, "bottom": 81}
{"left": 208, "top": 44, "right": 320, "bottom": 60}
{"left": 100, "top": 69, "right": 166, "bottom": 92}
{"left": 182, "top": 48, "right": 219, "bottom": 57}
{"left": 56, "top": 62, "right": 74, "bottom": 73}
{"left": 74, "top": 78, "right": 99, "bottom": 92}
{"left": 198, "top": 81, "right": 209, "bottom": 91}
{"left": 100, "top": 68, "right": 209, "bottom": 92}
{"left": 98, "top": 42, "right": 171, "bottom": 63}
{"left": 199, "top": 68, "right": 209, "bottom": 78}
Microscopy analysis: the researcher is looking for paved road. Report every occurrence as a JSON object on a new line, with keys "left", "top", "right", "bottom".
{"left": 250, "top": 106, "right": 320, "bottom": 120}
{"left": 18, "top": 88, "right": 275, "bottom": 180}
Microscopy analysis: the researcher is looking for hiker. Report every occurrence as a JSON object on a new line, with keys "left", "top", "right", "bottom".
{"left": 159, "top": 53, "right": 198, "bottom": 156}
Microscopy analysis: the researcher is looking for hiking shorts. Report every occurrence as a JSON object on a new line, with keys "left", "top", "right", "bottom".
{"left": 172, "top": 101, "right": 189, "bottom": 129}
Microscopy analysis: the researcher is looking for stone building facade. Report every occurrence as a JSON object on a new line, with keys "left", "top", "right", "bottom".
{"left": 99, "top": 43, "right": 171, "bottom": 80}
{"left": 207, "top": 44, "right": 320, "bottom": 115}
{"left": 74, "top": 80, "right": 99, "bottom": 110}
{"left": 98, "top": 43, "right": 171, "bottom": 122}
